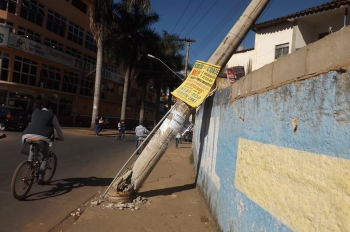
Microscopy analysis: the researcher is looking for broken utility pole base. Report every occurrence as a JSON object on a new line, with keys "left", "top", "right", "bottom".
{"left": 106, "top": 101, "right": 193, "bottom": 203}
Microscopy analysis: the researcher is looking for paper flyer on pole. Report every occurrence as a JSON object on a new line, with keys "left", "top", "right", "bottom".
{"left": 172, "top": 60, "right": 220, "bottom": 107}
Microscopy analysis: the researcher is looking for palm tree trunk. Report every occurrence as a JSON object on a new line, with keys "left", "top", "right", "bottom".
{"left": 139, "top": 83, "right": 147, "bottom": 124}
{"left": 139, "top": 101, "right": 144, "bottom": 124}
{"left": 120, "top": 65, "right": 131, "bottom": 121}
{"left": 90, "top": 26, "right": 104, "bottom": 129}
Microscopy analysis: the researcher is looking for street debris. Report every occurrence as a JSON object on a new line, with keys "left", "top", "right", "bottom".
{"left": 91, "top": 193, "right": 148, "bottom": 211}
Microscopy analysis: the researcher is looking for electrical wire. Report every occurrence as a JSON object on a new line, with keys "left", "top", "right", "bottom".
{"left": 177, "top": 0, "right": 205, "bottom": 36}
{"left": 193, "top": 0, "right": 248, "bottom": 54}
{"left": 170, "top": 0, "right": 194, "bottom": 33}
{"left": 255, "top": 0, "right": 275, "bottom": 23}
{"left": 192, "top": 0, "right": 249, "bottom": 56}
{"left": 184, "top": 0, "right": 220, "bottom": 38}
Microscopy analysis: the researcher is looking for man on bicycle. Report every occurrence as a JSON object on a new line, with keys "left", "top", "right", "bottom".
{"left": 22, "top": 101, "right": 64, "bottom": 184}
{"left": 135, "top": 123, "right": 149, "bottom": 149}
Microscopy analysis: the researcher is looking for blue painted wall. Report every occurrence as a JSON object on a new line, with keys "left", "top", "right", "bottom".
{"left": 193, "top": 69, "right": 350, "bottom": 231}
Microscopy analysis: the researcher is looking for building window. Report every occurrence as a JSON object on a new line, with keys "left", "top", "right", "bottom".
{"left": 0, "top": 52, "right": 10, "bottom": 81}
{"left": 13, "top": 56, "right": 37, "bottom": 86}
{"left": 20, "top": 0, "right": 44, "bottom": 27}
{"left": 275, "top": 43, "right": 289, "bottom": 59}
{"left": 0, "top": 18, "right": 13, "bottom": 32}
{"left": 85, "top": 32, "right": 97, "bottom": 52}
{"left": 66, "top": 46, "right": 82, "bottom": 59}
{"left": 18, "top": 26, "right": 41, "bottom": 43}
{"left": 68, "top": 21, "right": 84, "bottom": 46}
{"left": 45, "top": 37, "right": 64, "bottom": 51}
{"left": 0, "top": 0, "right": 17, "bottom": 14}
{"left": 80, "top": 77, "right": 93, "bottom": 97}
{"left": 83, "top": 54, "right": 96, "bottom": 65}
{"left": 62, "top": 71, "right": 78, "bottom": 94}
{"left": 58, "top": 97, "right": 72, "bottom": 116}
{"left": 72, "top": 0, "right": 87, "bottom": 14}
{"left": 40, "top": 64, "right": 61, "bottom": 90}
{"left": 46, "top": 9, "right": 66, "bottom": 37}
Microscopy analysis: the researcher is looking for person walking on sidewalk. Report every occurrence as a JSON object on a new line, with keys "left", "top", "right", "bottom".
{"left": 135, "top": 123, "right": 149, "bottom": 149}
{"left": 175, "top": 132, "right": 181, "bottom": 148}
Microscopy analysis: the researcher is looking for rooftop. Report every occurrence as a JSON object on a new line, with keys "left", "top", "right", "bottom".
{"left": 253, "top": 0, "right": 350, "bottom": 31}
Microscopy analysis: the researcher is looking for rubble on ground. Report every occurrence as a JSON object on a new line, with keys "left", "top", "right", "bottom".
{"left": 90, "top": 193, "right": 149, "bottom": 211}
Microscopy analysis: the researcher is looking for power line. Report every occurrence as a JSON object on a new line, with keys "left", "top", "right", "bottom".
{"left": 185, "top": 0, "right": 219, "bottom": 38}
{"left": 177, "top": 0, "right": 205, "bottom": 36}
{"left": 170, "top": 0, "right": 193, "bottom": 33}
{"left": 193, "top": 0, "right": 249, "bottom": 56}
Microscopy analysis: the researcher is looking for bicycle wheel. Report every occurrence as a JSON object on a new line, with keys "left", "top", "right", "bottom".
{"left": 11, "top": 161, "right": 34, "bottom": 200}
{"left": 42, "top": 152, "right": 57, "bottom": 184}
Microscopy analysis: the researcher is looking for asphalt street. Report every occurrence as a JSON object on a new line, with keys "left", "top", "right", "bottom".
{"left": 0, "top": 129, "right": 136, "bottom": 232}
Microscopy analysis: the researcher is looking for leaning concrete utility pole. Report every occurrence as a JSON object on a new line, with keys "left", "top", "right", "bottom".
{"left": 108, "top": 0, "right": 271, "bottom": 197}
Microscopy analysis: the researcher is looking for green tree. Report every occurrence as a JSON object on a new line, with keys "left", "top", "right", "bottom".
{"left": 135, "top": 31, "right": 185, "bottom": 123}
{"left": 105, "top": 0, "right": 158, "bottom": 122}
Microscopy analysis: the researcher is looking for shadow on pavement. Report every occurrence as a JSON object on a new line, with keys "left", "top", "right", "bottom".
{"left": 24, "top": 176, "right": 113, "bottom": 201}
{"left": 139, "top": 183, "right": 196, "bottom": 198}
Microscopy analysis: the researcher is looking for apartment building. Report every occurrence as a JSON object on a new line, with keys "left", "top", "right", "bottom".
{"left": 0, "top": 0, "right": 156, "bottom": 128}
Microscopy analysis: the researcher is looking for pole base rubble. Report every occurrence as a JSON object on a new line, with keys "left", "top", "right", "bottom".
{"left": 106, "top": 169, "right": 134, "bottom": 203}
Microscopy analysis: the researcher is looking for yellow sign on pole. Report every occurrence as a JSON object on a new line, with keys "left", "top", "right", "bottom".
{"left": 172, "top": 60, "right": 220, "bottom": 107}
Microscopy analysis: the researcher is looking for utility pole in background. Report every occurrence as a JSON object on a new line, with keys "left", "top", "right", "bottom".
{"left": 106, "top": 0, "right": 271, "bottom": 198}
{"left": 177, "top": 38, "right": 195, "bottom": 77}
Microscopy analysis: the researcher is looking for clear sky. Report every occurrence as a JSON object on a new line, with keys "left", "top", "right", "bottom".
{"left": 150, "top": 0, "right": 331, "bottom": 66}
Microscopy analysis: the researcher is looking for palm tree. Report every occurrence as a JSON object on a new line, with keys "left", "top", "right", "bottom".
{"left": 88, "top": 0, "right": 113, "bottom": 129}
{"left": 134, "top": 31, "right": 185, "bottom": 124}
{"left": 88, "top": 0, "right": 150, "bottom": 129}
{"left": 105, "top": 0, "right": 159, "bottom": 122}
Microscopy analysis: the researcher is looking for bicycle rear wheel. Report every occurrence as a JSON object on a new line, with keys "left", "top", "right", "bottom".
{"left": 11, "top": 161, "right": 34, "bottom": 200}
{"left": 42, "top": 152, "right": 57, "bottom": 184}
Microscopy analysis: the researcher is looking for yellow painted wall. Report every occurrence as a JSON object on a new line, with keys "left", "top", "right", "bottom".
{"left": 235, "top": 138, "right": 350, "bottom": 231}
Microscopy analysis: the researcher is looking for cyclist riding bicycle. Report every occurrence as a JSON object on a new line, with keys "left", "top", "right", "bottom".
{"left": 135, "top": 123, "right": 149, "bottom": 149}
{"left": 22, "top": 101, "right": 64, "bottom": 184}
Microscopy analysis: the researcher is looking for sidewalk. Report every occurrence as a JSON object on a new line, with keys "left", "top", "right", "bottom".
{"left": 59, "top": 128, "right": 218, "bottom": 231}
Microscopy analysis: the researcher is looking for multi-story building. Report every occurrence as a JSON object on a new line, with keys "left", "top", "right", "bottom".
{"left": 0, "top": 0, "right": 156, "bottom": 128}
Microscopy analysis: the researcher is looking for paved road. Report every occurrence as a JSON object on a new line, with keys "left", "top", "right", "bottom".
{"left": 0, "top": 129, "right": 137, "bottom": 232}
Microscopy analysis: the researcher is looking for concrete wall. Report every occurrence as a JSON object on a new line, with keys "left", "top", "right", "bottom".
{"left": 193, "top": 25, "right": 350, "bottom": 232}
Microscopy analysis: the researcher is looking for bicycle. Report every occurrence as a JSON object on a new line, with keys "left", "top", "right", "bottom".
{"left": 11, "top": 138, "right": 59, "bottom": 200}
{"left": 137, "top": 133, "right": 152, "bottom": 154}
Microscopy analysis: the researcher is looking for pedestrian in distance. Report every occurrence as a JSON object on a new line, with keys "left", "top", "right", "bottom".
{"left": 175, "top": 132, "right": 181, "bottom": 148}
{"left": 94, "top": 116, "right": 99, "bottom": 136}
{"left": 95, "top": 116, "right": 103, "bottom": 136}
{"left": 119, "top": 120, "right": 126, "bottom": 141}
{"left": 135, "top": 123, "right": 149, "bottom": 149}
{"left": 115, "top": 121, "right": 121, "bottom": 140}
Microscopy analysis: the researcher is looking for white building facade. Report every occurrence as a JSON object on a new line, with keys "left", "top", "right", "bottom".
{"left": 226, "top": 0, "right": 350, "bottom": 73}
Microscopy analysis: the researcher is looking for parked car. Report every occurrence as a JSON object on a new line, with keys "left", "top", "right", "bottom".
{"left": 0, "top": 106, "right": 29, "bottom": 131}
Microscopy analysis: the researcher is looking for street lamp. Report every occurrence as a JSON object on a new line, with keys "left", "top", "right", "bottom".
{"left": 147, "top": 54, "right": 184, "bottom": 81}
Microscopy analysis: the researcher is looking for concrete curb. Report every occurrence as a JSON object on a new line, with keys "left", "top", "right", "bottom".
{"left": 62, "top": 127, "right": 135, "bottom": 135}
